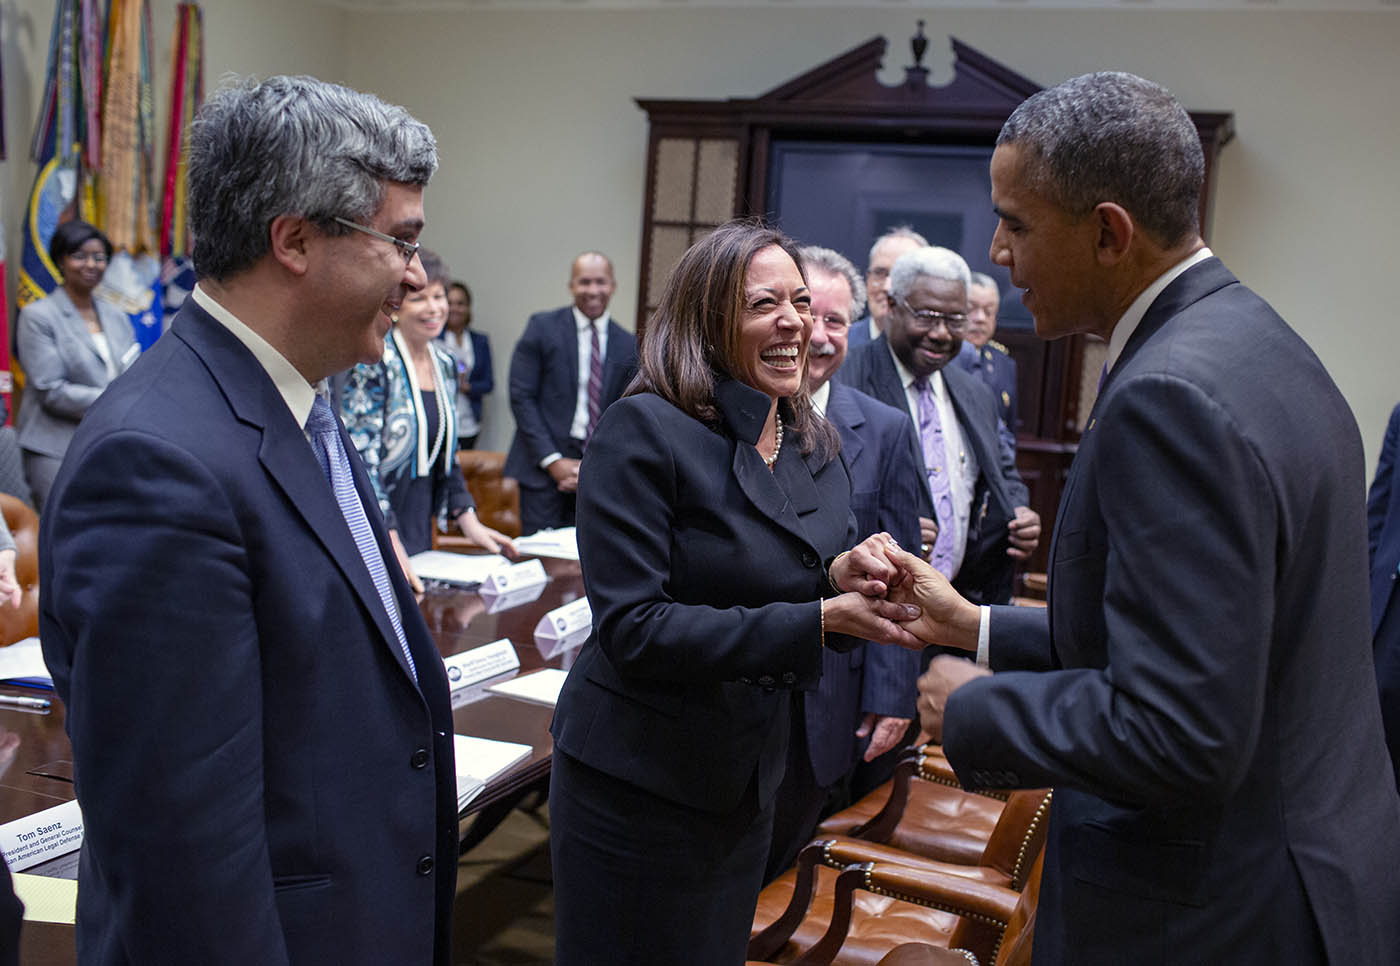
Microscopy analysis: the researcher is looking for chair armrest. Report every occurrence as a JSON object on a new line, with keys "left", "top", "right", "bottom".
{"left": 748, "top": 840, "right": 830, "bottom": 962}
{"left": 790, "top": 862, "right": 1020, "bottom": 966}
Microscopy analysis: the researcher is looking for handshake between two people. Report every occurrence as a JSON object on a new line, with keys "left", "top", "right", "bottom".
{"left": 822, "top": 532, "right": 980, "bottom": 653}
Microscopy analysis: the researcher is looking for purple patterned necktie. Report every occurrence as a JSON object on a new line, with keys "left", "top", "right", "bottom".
{"left": 585, "top": 321, "right": 604, "bottom": 445}
{"left": 915, "top": 376, "right": 957, "bottom": 579}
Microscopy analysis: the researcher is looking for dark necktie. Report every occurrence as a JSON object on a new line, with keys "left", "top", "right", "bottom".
{"left": 585, "top": 321, "right": 604, "bottom": 444}
{"left": 305, "top": 395, "right": 418, "bottom": 683}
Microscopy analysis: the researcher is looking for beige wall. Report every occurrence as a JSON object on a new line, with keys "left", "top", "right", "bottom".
{"left": 7, "top": 2, "right": 1399, "bottom": 473}
{"left": 340, "top": 8, "right": 1400, "bottom": 467}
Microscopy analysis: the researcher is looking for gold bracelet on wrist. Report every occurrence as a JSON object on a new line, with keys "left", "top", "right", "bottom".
{"left": 828, "top": 551, "right": 851, "bottom": 592}
{"left": 819, "top": 598, "right": 826, "bottom": 648}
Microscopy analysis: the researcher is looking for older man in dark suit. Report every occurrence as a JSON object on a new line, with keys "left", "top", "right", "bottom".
{"left": 907, "top": 72, "right": 1400, "bottom": 965}
{"left": 1368, "top": 401, "right": 1400, "bottom": 788}
{"left": 505, "top": 252, "right": 638, "bottom": 534}
{"left": 955, "top": 270, "right": 1018, "bottom": 445}
{"left": 838, "top": 246, "right": 1039, "bottom": 606}
{"left": 764, "top": 244, "right": 926, "bottom": 879}
{"left": 40, "top": 77, "right": 458, "bottom": 965}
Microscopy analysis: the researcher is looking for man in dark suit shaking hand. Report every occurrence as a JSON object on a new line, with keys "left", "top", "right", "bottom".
{"left": 506, "top": 252, "right": 638, "bottom": 534}
{"left": 905, "top": 72, "right": 1400, "bottom": 965}
{"left": 40, "top": 77, "right": 459, "bottom": 965}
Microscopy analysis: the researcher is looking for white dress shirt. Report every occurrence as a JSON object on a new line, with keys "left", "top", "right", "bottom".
{"left": 887, "top": 344, "right": 979, "bottom": 579}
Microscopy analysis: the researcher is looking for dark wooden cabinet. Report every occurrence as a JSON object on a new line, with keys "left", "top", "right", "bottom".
{"left": 636, "top": 30, "right": 1233, "bottom": 574}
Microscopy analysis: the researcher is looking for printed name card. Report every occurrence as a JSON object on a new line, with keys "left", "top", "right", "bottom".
{"left": 479, "top": 559, "right": 547, "bottom": 596}
{"left": 534, "top": 596, "right": 593, "bottom": 657}
{"left": 482, "top": 582, "right": 547, "bottom": 614}
{"left": 442, "top": 639, "right": 520, "bottom": 691}
{"left": 0, "top": 800, "right": 84, "bottom": 872}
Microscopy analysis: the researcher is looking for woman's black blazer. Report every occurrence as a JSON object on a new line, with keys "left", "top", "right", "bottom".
{"left": 551, "top": 378, "right": 858, "bottom": 813}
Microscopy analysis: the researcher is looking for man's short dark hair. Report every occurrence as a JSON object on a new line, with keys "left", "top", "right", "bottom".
{"left": 998, "top": 72, "right": 1204, "bottom": 247}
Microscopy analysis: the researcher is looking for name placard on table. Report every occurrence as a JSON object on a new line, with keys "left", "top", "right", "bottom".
{"left": 0, "top": 799, "right": 84, "bottom": 872}
{"left": 479, "top": 558, "right": 547, "bottom": 596}
{"left": 442, "top": 639, "right": 520, "bottom": 691}
{"left": 534, "top": 596, "right": 592, "bottom": 657}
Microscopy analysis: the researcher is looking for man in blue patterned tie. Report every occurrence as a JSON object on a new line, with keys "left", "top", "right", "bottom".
{"left": 39, "top": 76, "right": 459, "bottom": 965}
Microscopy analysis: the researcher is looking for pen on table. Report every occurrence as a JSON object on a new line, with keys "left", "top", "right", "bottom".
{"left": 0, "top": 694, "right": 51, "bottom": 711}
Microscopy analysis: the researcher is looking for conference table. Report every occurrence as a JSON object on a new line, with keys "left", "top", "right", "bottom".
{"left": 0, "top": 554, "right": 586, "bottom": 963}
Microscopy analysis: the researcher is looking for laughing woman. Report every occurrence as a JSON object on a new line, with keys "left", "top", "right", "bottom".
{"left": 341, "top": 250, "right": 515, "bottom": 590}
{"left": 548, "top": 221, "right": 924, "bottom": 965}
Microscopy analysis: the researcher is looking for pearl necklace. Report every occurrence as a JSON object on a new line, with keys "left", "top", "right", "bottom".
{"left": 420, "top": 348, "right": 448, "bottom": 470}
{"left": 764, "top": 414, "right": 784, "bottom": 469}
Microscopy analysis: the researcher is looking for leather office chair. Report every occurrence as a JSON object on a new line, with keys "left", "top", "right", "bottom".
{"left": 816, "top": 746, "right": 1007, "bottom": 866}
{"left": 433, "top": 450, "right": 522, "bottom": 549}
{"left": 748, "top": 844, "right": 1044, "bottom": 966}
{"left": 749, "top": 788, "right": 1051, "bottom": 964}
{"left": 0, "top": 493, "right": 41, "bottom": 646}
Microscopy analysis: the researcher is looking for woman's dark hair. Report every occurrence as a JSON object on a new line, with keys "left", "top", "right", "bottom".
{"left": 628, "top": 218, "right": 839, "bottom": 462}
{"left": 49, "top": 220, "right": 113, "bottom": 267}
{"left": 449, "top": 281, "right": 471, "bottom": 302}
{"left": 416, "top": 249, "right": 450, "bottom": 289}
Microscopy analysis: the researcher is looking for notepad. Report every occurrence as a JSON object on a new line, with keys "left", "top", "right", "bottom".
{"left": 453, "top": 734, "right": 532, "bottom": 810}
{"left": 0, "top": 638, "right": 54, "bottom": 690}
{"left": 12, "top": 873, "right": 77, "bottom": 924}
{"left": 513, "top": 527, "right": 579, "bottom": 561}
{"left": 486, "top": 668, "right": 569, "bottom": 708}
{"left": 408, "top": 551, "right": 509, "bottom": 587}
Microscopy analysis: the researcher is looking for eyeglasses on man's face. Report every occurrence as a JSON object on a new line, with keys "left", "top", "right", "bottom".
{"left": 893, "top": 297, "right": 969, "bottom": 334}
{"left": 332, "top": 216, "right": 420, "bottom": 265}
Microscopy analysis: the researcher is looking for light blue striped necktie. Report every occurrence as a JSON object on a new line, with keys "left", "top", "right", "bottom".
{"left": 306, "top": 394, "right": 418, "bottom": 683}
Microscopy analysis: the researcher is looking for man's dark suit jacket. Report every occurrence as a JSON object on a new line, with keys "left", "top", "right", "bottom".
{"left": 803, "top": 383, "right": 924, "bottom": 785}
{"left": 945, "top": 258, "right": 1400, "bottom": 965}
{"left": 504, "top": 306, "right": 637, "bottom": 493}
{"left": 956, "top": 339, "right": 1018, "bottom": 442}
{"left": 837, "top": 336, "right": 1028, "bottom": 604}
{"left": 552, "top": 379, "right": 858, "bottom": 814}
{"left": 1367, "top": 401, "right": 1400, "bottom": 787}
{"left": 39, "top": 300, "right": 459, "bottom": 965}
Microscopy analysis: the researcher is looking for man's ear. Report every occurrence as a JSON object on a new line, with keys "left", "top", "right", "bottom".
{"left": 269, "top": 214, "right": 313, "bottom": 276}
{"left": 1093, "top": 202, "right": 1135, "bottom": 267}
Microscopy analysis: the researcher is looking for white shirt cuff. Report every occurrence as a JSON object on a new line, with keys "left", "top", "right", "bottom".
{"left": 539, "top": 452, "right": 562, "bottom": 470}
{"left": 976, "top": 605, "right": 991, "bottom": 669}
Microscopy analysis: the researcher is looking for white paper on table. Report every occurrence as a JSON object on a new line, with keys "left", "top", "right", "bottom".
{"left": 453, "top": 735, "right": 532, "bottom": 810}
{"left": 0, "top": 638, "right": 53, "bottom": 687}
{"left": 486, "top": 668, "right": 569, "bottom": 707}
{"left": 408, "top": 551, "right": 509, "bottom": 587}
{"left": 512, "top": 527, "right": 579, "bottom": 561}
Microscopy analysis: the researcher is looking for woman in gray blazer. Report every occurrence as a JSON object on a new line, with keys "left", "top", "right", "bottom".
{"left": 16, "top": 221, "right": 136, "bottom": 510}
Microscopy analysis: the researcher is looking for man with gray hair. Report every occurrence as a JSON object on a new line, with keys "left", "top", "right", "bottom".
{"left": 906, "top": 72, "right": 1400, "bottom": 964}
{"left": 765, "top": 244, "right": 926, "bottom": 878}
{"left": 847, "top": 226, "right": 927, "bottom": 351}
{"left": 840, "top": 245, "right": 1040, "bottom": 606}
{"left": 40, "top": 76, "right": 459, "bottom": 965}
